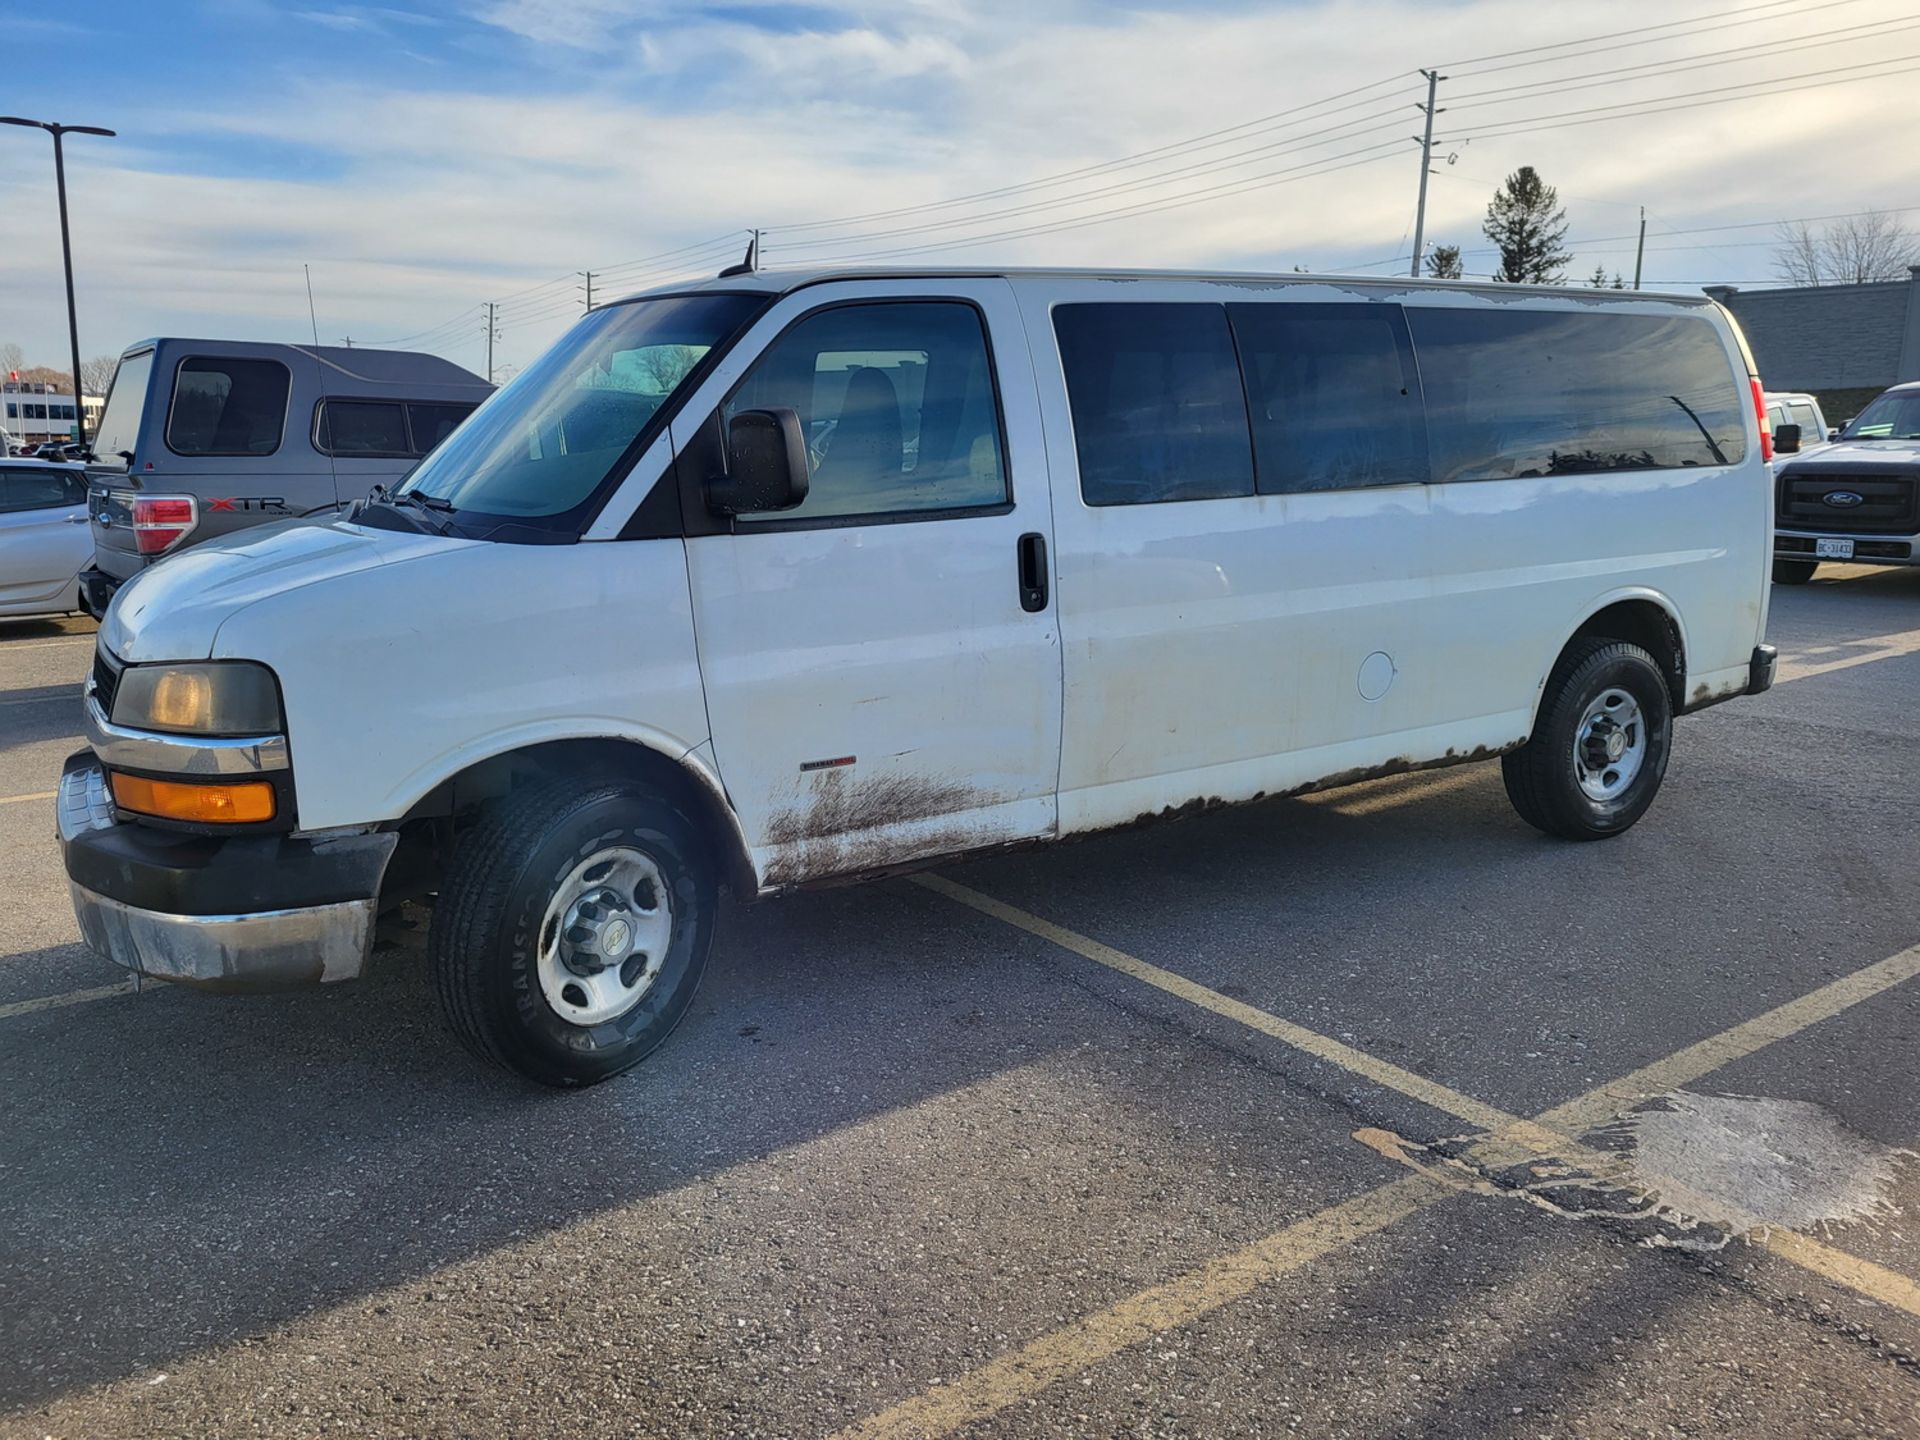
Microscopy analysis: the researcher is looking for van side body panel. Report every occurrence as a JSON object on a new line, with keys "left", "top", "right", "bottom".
{"left": 1009, "top": 276, "right": 1768, "bottom": 836}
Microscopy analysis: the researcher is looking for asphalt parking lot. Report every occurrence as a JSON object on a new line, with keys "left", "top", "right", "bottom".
{"left": 2, "top": 573, "right": 1918, "bottom": 1439}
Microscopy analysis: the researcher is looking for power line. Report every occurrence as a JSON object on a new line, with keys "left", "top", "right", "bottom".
{"left": 1439, "top": 0, "right": 1873, "bottom": 73}
{"left": 1436, "top": 51, "right": 1920, "bottom": 144}
{"left": 766, "top": 72, "right": 1417, "bottom": 235}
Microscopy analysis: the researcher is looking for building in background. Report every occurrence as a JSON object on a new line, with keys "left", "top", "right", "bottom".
{"left": 1706, "top": 267, "right": 1920, "bottom": 426}
{"left": 1, "top": 382, "right": 102, "bottom": 446}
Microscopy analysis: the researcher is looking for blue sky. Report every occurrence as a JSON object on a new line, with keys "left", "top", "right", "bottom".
{"left": 1, "top": 0, "right": 1912, "bottom": 384}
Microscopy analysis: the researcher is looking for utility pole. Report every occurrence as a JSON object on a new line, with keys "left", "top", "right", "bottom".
{"left": 579, "top": 271, "right": 597, "bottom": 311}
{"left": 0, "top": 115, "right": 115, "bottom": 450}
{"left": 484, "top": 302, "right": 498, "bottom": 385}
{"left": 1632, "top": 207, "right": 1647, "bottom": 290}
{"left": 748, "top": 228, "right": 762, "bottom": 273}
{"left": 1408, "top": 69, "right": 1445, "bottom": 279}
{"left": 340, "top": 336, "right": 354, "bottom": 348}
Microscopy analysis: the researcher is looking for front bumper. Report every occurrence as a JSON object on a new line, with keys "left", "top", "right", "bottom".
{"left": 1774, "top": 530, "right": 1919, "bottom": 566}
{"left": 57, "top": 756, "right": 396, "bottom": 990}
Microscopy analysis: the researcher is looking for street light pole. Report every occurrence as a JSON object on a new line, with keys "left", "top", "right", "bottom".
{"left": 0, "top": 116, "right": 116, "bottom": 453}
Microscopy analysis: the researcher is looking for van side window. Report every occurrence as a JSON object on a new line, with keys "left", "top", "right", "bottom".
{"left": 1054, "top": 303, "right": 1254, "bottom": 506}
{"left": 726, "top": 301, "right": 1008, "bottom": 523}
{"left": 318, "top": 400, "right": 409, "bottom": 456}
{"left": 1410, "top": 309, "right": 1747, "bottom": 483}
{"left": 1228, "top": 303, "right": 1426, "bottom": 493}
{"left": 167, "top": 358, "right": 290, "bottom": 457}
{"left": 1788, "top": 402, "right": 1822, "bottom": 437}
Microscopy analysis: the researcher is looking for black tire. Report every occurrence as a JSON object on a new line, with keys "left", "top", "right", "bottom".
{"left": 1502, "top": 638, "right": 1672, "bottom": 841}
{"left": 430, "top": 776, "right": 717, "bottom": 1087}
{"left": 1772, "top": 558, "right": 1818, "bottom": 585}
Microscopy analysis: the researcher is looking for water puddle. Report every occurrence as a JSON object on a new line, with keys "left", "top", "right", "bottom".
{"left": 1357, "top": 1090, "right": 1912, "bottom": 1251}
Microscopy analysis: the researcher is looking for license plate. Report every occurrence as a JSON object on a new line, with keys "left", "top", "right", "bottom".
{"left": 1815, "top": 538, "right": 1854, "bottom": 559}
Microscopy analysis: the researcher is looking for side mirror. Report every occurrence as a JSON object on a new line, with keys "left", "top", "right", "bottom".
{"left": 1829, "top": 427, "right": 1842, "bottom": 442}
{"left": 705, "top": 407, "right": 810, "bottom": 516}
{"left": 1773, "top": 422, "right": 1802, "bottom": 455}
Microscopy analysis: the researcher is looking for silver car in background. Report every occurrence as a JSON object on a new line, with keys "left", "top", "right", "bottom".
{"left": 0, "top": 459, "right": 93, "bottom": 619}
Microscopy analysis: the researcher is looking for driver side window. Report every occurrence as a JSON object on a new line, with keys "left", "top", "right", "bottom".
{"left": 724, "top": 301, "right": 1009, "bottom": 523}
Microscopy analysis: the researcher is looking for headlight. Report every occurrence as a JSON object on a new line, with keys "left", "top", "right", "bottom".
{"left": 111, "top": 662, "right": 283, "bottom": 737}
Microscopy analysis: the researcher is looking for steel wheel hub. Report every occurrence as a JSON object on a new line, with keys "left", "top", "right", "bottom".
{"left": 536, "top": 847, "right": 674, "bottom": 1027}
{"left": 1572, "top": 687, "right": 1646, "bottom": 802}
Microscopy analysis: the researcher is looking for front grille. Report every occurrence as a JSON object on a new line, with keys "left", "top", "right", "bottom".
{"left": 1777, "top": 472, "right": 1919, "bottom": 534}
{"left": 90, "top": 649, "right": 120, "bottom": 717}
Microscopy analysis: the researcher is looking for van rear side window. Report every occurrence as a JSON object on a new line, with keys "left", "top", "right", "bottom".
{"left": 1228, "top": 303, "right": 1426, "bottom": 494}
{"left": 1054, "top": 303, "right": 1254, "bottom": 506}
{"left": 1409, "top": 309, "right": 1746, "bottom": 483}
{"left": 167, "top": 357, "right": 291, "bottom": 457}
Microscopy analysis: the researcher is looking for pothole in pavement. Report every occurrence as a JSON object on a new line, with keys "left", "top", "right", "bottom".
{"left": 1356, "top": 1090, "right": 1913, "bottom": 1251}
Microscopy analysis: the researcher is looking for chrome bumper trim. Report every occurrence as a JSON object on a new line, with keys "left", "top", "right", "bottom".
{"left": 82, "top": 692, "right": 289, "bottom": 776}
{"left": 69, "top": 884, "right": 376, "bottom": 988}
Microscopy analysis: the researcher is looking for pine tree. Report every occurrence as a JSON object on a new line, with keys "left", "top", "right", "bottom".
{"left": 1483, "top": 166, "right": 1570, "bottom": 284}
{"left": 1587, "top": 264, "right": 1609, "bottom": 288}
{"left": 1425, "top": 244, "right": 1464, "bottom": 279}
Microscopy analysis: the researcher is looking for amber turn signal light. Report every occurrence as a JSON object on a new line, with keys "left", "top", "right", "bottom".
{"left": 110, "top": 773, "right": 277, "bottom": 824}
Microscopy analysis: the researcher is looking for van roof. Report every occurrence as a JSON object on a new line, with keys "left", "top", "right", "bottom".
{"left": 616, "top": 265, "right": 1714, "bottom": 308}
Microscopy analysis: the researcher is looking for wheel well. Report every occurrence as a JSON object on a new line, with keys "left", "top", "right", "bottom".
{"left": 1569, "top": 600, "right": 1685, "bottom": 709}
{"left": 403, "top": 739, "right": 755, "bottom": 896}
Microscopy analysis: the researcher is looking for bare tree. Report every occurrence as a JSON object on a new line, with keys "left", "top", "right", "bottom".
{"left": 78, "top": 354, "right": 119, "bottom": 397}
{"left": 1773, "top": 210, "right": 1918, "bottom": 285}
{"left": 0, "top": 341, "right": 23, "bottom": 377}
{"left": 1426, "top": 243, "right": 1465, "bottom": 279}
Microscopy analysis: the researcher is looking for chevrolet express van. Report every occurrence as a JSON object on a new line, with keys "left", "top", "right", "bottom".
{"left": 78, "top": 339, "right": 489, "bottom": 615}
{"left": 59, "top": 268, "right": 1778, "bottom": 1086}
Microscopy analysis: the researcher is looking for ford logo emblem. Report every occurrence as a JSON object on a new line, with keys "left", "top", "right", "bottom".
{"left": 1823, "top": 490, "right": 1865, "bottom": 508}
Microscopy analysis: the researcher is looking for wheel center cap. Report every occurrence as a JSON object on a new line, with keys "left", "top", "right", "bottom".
{"left": 599, "top": 917, "right": 633, "bottom": 959}
{"left": 1603, "top": 729, "right": 1627, "bottom": 762}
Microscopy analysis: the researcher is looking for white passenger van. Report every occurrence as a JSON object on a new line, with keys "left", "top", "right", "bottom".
{"left": 59, "top": 268, "right": 1777, "bottom": 1086}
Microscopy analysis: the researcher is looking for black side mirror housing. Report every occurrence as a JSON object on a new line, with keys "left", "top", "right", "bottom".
{"left": 1830, "top": 427, "right": 1843, "bottom": 442}
{"left": 706, "top": 407, "right": 810, "bottom": 516}
{"left": 1772, "top": 422, "right": 1802, "bottom": 455}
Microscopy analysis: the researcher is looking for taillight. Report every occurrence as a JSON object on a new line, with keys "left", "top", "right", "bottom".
{"left": 1751, "top": 379, "right": 1774, "bottom": 463}
{"left": 131, "top": 495, "right": 197, "bottom": 555}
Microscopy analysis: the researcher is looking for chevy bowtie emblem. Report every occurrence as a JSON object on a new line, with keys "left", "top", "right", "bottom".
{"left": 1823, "top": 490, "right": 1865, "bottom": 508}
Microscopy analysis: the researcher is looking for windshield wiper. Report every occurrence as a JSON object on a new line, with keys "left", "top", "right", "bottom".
{"left": 362, "top": 484, "right": 459, "bottom": 535}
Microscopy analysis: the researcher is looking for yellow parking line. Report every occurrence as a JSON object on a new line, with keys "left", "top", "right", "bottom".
{"left": 0, "top": 790, "right": 57, "bottom": 806}
{"left": 830, "top": 1176, "right": 1441, "bottom": 1440}
{"left": 913, "top": 873, "right": 1514, "bottom": 1134}
{"left": 0, "top": 982, "right": 134, "bottom": 1021}
{"left": 854, "top": 881, "right": 1920, "bottom": 1439}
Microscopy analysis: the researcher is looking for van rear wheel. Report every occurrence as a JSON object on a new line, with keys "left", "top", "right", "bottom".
{"left": 430, "top": 777, "right": 717, "bottom": 1087}
{"left": 1772, "top": 558, "right": 1818, "bottom": 585}
{"left": 1502, "top": 638, "right": 1672, "bottom": 841}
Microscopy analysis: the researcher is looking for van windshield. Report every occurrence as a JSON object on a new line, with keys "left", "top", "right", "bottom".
{"left": 397, "top": 293, "right": 763, "bottom": 525}
{"left": 1840, "top": 391, "right": 1920, "bottom": 440}
{"left": 90, "top": 348, "right": 153, "bottom": 470}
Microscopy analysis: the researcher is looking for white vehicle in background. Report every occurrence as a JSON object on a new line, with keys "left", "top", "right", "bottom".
{"left": 0, "top": 458, "right": 93, "bottom": 619}
{"left": 60, "top": 267, "right": 1777, "bottom": 1087}
{"left": 1765, "top": 390, "right": 1833, "bottom": 457}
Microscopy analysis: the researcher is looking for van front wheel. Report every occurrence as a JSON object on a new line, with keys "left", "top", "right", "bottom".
{"left": 1502, "top": 638, "right": 1672, "bottom": 841}
{"left": 430, "top": 777, "right": 717, "bottom": 1086}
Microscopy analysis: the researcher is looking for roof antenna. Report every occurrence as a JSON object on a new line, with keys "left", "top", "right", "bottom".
{"left": 302, "top": 263, "right": 320, "bottom": 345}
{"left": 718, "top": 229, "right": 761, "bottom": 278}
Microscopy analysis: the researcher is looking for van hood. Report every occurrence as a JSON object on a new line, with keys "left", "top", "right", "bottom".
{"left": 101, "top": 515, "right": 476, "bottom": 663}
